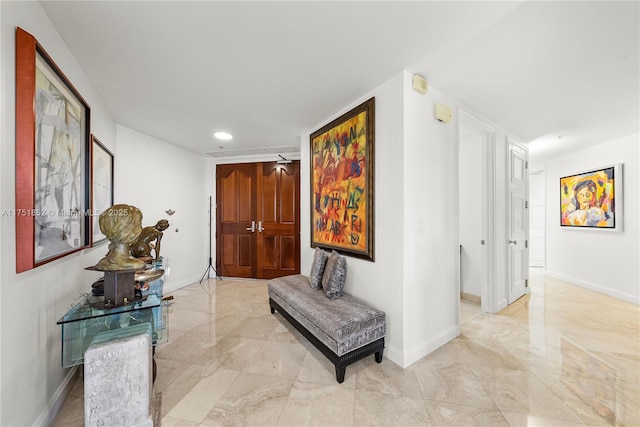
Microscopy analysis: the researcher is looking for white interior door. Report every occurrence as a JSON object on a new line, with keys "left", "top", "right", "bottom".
{"left": 507, "top": 139, "right": 528, "bottom": 304}
{"left": 529, "top": 170, "right": 545, "bottom": 268}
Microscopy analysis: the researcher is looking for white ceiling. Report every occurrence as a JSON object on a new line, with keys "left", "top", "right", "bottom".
{"left": 40, "top": 1, "right": 639, "bottom": 164}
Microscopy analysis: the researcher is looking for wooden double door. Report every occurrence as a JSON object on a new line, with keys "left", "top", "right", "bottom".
{"left": 216, "top": 161, "right": 300, "bottom": 279}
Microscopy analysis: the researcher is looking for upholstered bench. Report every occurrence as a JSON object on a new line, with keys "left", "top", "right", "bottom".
{"left": 267, "top": 249, "right": 386, "bottom": 383}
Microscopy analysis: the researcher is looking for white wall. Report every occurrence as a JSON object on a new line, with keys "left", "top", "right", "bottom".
{"left": 115, "top": 125, "right": 214, "bottom": 292}
{"left": 300, "top": 70, "right": 523, "bottom": 368}
{"left": 1, "top": 2, "right": 116, "bottom": 425}
{"left": 458, "top": 127, "right": 483, "bottom": 297}
{"left": 300, "top": 73, "right": 407, "bottom": 365}
{"left": 1, "top": 4, "right": 214, "bottom": 424}
{"left": 0, "top": 4, "right": 4, "bottom": 423}
{"left": 543, "top": 133, "right": 639, "bottom": 304}
{"left": 402, "top": 73, "right": 460, "bottom": 366}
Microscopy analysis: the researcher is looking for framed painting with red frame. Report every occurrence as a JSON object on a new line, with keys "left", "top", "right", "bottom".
{"left": 310, "top": 97, "right": 375, "bottom": 261}
{"left": 15, "top": 27, "right": 91, "bottom": 273}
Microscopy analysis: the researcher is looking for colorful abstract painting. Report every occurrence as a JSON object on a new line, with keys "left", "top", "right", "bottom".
{"left": 310, "top": 98, "right": 375, "bottom": 261}
{"left": 560, "top": 166, "right": 618, "bottom": 228}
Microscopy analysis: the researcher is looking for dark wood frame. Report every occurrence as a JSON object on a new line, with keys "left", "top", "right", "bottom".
{"left": 15, "top": 27, "right": 91, "bottom": 273}
{"left": 269, "top": 297, "right": 384, "bottom": 383}
{"left": 90, "top": 135, "right": 114, "bottom": 245}
{"left": 310, "top": 97, "right": 375, "bottom": 261}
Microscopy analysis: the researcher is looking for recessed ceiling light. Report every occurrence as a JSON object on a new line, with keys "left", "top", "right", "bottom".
{"left": 214, "top": 131, "right": 233, "bottom": 140}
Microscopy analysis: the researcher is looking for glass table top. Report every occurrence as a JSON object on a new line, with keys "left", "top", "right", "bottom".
{"left": 57, "top": 294, "right": 162, "bottom": 324}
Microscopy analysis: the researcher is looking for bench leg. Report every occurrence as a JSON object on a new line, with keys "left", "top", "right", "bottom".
{"left": 335, "top": 366, "right": 346, "bottom": 384}
{"left": 270, "top": 306, "right": 275, "bottom": 314}
{"left": 375, "top": 350, "right": 383, "bottom": 363}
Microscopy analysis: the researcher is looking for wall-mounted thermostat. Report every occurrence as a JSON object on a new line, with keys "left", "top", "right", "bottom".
{"left": 435, "top": 103, "right": 452, "bottom": 123}
{"left": 412, "top": 74, "right": 428, "bottom": 94}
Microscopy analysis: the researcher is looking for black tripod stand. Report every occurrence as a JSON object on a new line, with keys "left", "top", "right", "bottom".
{"left": 200, "top": 196, "right": 222, "bottom": 282}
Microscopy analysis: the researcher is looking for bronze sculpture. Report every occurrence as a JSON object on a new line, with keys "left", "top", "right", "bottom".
{"left": 94, "top": 204, "right": 146, "bottom": 270}
{"left": 130, "top": 219, "right": 170, "bottom": 261}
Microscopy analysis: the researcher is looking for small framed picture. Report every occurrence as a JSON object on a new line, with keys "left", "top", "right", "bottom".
{"left": 91, "top": 135, "right": 114, "bottom": 245}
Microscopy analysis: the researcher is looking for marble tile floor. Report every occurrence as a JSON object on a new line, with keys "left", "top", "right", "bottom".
{"left": 52, "top": 271, "right": 639, "bottom": 426}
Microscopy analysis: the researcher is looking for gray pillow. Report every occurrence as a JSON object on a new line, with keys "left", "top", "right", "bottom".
{"left": 322, "top": 251, "right": 347, "bottom": 300}
{"left": 309, "top": 247, "right": 328, "bottom": 289}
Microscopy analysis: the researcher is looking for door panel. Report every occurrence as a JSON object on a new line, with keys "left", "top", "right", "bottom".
{"left": 216, "top": 164, "right": 256, "bottom": 278}
{"left": 280, "top": 236, "right": 296, "bottom": 270}
{"left": 261, "top": 172, "right": 277, "bottom": 222}
{"left": 257, "top": 162, "right": 300, "bottom": 279}
{"left": 508, "top": 140, "right": 528, "bottom": 304}
{"left": 280, "top": 171, "right": 296, "bottom": 223}
{"left": 237, "top": 235, "right": 253, "bottom": 267}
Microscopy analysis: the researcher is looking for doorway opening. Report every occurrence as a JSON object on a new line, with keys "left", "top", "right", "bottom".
{"left": 458, "top": 110, "right": 496, "bottom": 323}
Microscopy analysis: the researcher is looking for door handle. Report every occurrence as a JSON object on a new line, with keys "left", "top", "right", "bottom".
{"left": 257, "top": 221, "right": 264, "bottom": 233}
{"left": 508, "top": 239, "right": 517, "bottom": 245}
{"left": 246, "top": 221, "right": 255, "bottom": 232}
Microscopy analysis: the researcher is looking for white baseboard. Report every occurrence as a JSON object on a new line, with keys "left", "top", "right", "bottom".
{"left": 383, "top": 345, "right": 404, "bottom": 368}
{"left": 34, "top": 366, "right": 79, "bottom": 427}
{"left": 163, "top": 274, "right": 206, "bottom": 294}
{"left": 495, "top": 297, "right": 508, "bottom": 313}
{"left": 164, "top": 273, "right": 271, "bottom": 294}
{"left": 460, "top": 292, "right": 481, "bottom": 304}
{"left": 402, "top": 325, "right": 460, "bottom": 368}
{"left": 545, "top": 270, "right": 639, "bottom": 305}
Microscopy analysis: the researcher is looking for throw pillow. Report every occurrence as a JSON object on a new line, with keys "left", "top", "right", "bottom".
{"left": 309, "top": 247, "right": 328, "bottom": 289}
{"left": 322, "top": 250, "right": 347, "bottom": 300}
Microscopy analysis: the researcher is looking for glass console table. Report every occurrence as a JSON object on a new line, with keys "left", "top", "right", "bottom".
{"left": 57, "top": 261, "right": 169, "bottom": 368}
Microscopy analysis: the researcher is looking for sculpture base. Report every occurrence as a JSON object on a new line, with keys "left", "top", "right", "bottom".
{"left": 84, "top": 329, "right": 152, "bottom": 427}
{"left": 103, "top": 270, "right": 135, "bottom": 308}
{"left": 86, "top": 266, "right": 138, "bottom": 308}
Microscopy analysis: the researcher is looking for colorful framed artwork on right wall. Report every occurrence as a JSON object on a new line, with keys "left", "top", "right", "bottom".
{"left": 560, "top": 164, "right": 623, "bottom": 231}
{"left": 310, "top": 97, "right": 375, "bottom": 261}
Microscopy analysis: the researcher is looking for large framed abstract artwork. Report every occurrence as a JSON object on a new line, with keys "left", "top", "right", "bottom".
{"left": 310, "top": 97, "right": 375, "bottom": 261}
{"left": 15, "top": 27, "right": 91, "bottom": 273}
{"left": 560, "top": 164, "right": 623, "bottom": 231}
{"left": 91, "top": 135, "right": 114, "bottom": 245}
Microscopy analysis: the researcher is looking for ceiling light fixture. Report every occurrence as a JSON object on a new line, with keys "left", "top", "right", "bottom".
{"left": 213, "top": 131, "right": 233, "bottom": 140}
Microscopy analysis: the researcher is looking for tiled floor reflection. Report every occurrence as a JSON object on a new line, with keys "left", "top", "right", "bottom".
{"left": 460, "top": 298, "right": 481, "bottom": 325}
{"left": 52, "top": 271, "right": 639, "bottom": 426}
